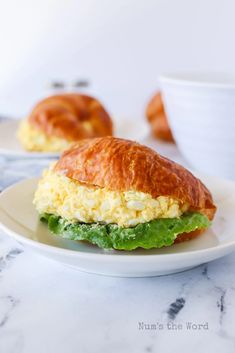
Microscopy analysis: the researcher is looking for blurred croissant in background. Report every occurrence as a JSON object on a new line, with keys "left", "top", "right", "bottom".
{"left": 146, "top": 92, "right": 174, "bottom": 143}
{"left": 18, "top": 93, "right": 113, "bottom": 152}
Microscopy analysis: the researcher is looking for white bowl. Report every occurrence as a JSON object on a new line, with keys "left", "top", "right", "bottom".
{"left": 160, "top": 72, "right": 235, "bottom": 180}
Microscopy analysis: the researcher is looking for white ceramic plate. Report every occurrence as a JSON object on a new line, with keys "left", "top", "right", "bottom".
{"left": 0, "top": 120, "right": 60, "bottom": 159}
{"left": 0, "top": 175, "right": 234, "bottom": 277}
{"left": 0, "top": 119, "right": 149, "bottom": 159}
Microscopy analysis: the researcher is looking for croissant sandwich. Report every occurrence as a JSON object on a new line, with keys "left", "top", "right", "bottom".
{"left": 146, "top": 92, "right": 174, "bottom": 142}
{"left": 34, "top": 137, "right": 216, "bottom": 250}
{"left": 18, "top": 93, "right": 113, "bottom": 152}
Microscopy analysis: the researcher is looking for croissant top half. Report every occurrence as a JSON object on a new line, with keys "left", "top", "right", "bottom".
{"left": 28, "top": 93, "right": 113, "bottom": 141}
{"left": 54, "top": 136, "right": 216, "bottom": 221}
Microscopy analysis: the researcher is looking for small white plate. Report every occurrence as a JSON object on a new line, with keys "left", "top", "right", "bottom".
{"left": 0, "top": 175, "right": 234, "bottom": 277}
{"left": 0, "top": 120, "right": 60, "bottom": 159}
{"left": 0, "top": 119, "right": 149, "bottom": 159}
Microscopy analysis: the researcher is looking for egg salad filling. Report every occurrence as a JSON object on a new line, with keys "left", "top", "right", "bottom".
{"left": 17, "top": 120, "right": 71, "bottom": 152}
{"left": 34, "top": 167, "right": 211, "bottom": 250}
{"left": 34, "top": 167, "right": 189, "bottom": 228}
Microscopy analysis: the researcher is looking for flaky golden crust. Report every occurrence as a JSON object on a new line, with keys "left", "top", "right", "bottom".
{"left": 54, "top": 137, "right": 216, "bottom": 221}
{"left": 28, "top": 93, "right": 113, "bottom": 141}
{"left": 146, "top": 92, "right": 174, "bottom": 142}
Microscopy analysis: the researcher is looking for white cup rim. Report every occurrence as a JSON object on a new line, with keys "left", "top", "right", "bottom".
{"left": 159, "top": 71, "right": 235, "bottom": 90}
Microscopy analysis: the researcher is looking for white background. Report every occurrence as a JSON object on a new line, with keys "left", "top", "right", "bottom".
{"left": 0, "top": 0, "right": 234, "bottom": 118}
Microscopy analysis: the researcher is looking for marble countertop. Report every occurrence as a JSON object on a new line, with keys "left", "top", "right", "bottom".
{"left": 0, "top": 139, "right": 235, "bottom": 353}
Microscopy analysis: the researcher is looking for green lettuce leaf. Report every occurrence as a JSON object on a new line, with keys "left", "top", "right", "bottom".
{"left": 40, "top": 212, "right": 210, "bottom": 250}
